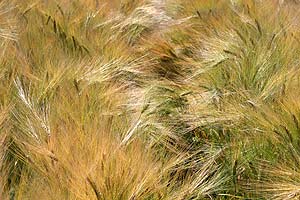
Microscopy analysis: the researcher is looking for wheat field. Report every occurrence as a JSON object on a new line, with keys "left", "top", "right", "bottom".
{"left": 1, "top": 0, "right": 300, "bottom": 199}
